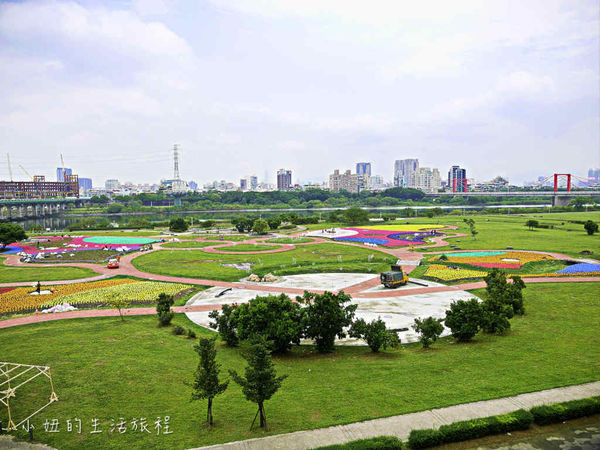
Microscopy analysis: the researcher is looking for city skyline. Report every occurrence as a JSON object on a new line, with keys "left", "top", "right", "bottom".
{"left": 0, "top": 1, "right": 598, "bottom": 185}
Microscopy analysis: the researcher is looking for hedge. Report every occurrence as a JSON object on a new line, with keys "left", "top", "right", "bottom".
{"left": 530, "top": 396, "right": 600, "bottom": 425}
{"left": 313, "top": 436, "right": 404, "bottom": 449}
{"left": 408, "top": 409, "right": 533, "bottom": 449}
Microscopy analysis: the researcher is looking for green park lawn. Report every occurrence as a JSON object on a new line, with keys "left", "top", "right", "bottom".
{"left": 1, "top": 282, "right": 598, "bottom": 449}
{"left": 30, "top": 249, "right": 120, "bottom": 263}
{"left": 131, "top": 243, "right": 395, "bottom": 281}
{"left": 161, "top": 241, "right": 217, "bottom": 249}
{"left": 214, "top": 244, "right": 283, "bottom": 252}
{"left": 0, "top": 259, "right": 98, "bottom": 283}
{"left": 266, "top": 237, "right": 315, "bottom": 244}
{"left": 410, "top": 212, "right": 599, "bottom": 259}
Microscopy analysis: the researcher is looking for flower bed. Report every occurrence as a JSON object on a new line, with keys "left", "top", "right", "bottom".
{"left": 334, "top": 226, "right": 443, "bottom": 247}
{"left": 424, "top": 264, "right": 487, "bottom": 281}
{"left": 433, "top": 251, "right": 555, "bottom": 268}
{"left": 9, "top": 235, "right": 161, "bottom": 255}
{"left": 555, "top": 262, "right": 600, "bottom": 274}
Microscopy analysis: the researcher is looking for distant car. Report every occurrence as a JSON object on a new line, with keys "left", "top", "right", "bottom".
{"left": 107, "top": 258, "right": 120, "bottom": 269}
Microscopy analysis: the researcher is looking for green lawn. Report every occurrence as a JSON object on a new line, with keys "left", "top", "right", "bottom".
{"left": 131, "top": 243, "right": 396, "bottom": 281}
{"left": 30, "top": 249, "right": 121, "bottom": 263}
{"left": 410, "top": 212, "right": 600, "bottom": 259}
{"left": 0, "top": 259, "right": 98, "bottom": 283}
{"left": 1, "top": 282, "right": 598, "bottom": 449}
{"left": 161, "top": 241, "right": 217, "bottom": 249}
{"left": 266, "top": 237, "right": 315, "bottom": 244}
{"left": 215, "top": 244, "right": 283, "bottom": 252}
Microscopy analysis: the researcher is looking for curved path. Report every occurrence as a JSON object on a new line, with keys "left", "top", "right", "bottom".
{"left": 1, "top": 227, "right": 598, "bottom": 329}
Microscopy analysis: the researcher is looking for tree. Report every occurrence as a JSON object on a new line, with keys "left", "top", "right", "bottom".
{"left": 191, "top": 337, "right": 229, "bottom": 427}
{"left": 229, "top": 340, "right": 287, "bottom": 430}
{"left": 267, "top": 217, "right": 281, "bottom": 230}
{"left": 525, "top": 219, "right": 539, "bottom": 231}
{"left": 444, "top": 299, "right": 483, "bottom": 342}
{"left": 300, "top": 291, "right": 357, "bottom": 353}
{"left": 584, "top": 220, "right": 598, "bottom": 236}
{"left": 169, "top": 217, "right": 189, "bottom": 232}
{"left": 479, "top": 269, "right": 521, "bottom": 334}
{"left": 209, "top": 304, "right": 239, "bottom": 346}
{"left": 235, "top": 294, "right": 304, "bottom": 353}
{"left": 108, "top": 297, "right": 130, "bottom": 321}
{"left": 342, "top": 207, "right": 369, "bottom": 225}
{"left": 412, "top": 317, "right": 444, "bottom": 348}
{"left": 463, "top": 218, "right": 478, "bottom": 239}
{"left": 231, "top": 217, "right": 254, "bottom": 233}
{"left": 569, "top": 197, "right": 587, "bottom": 210}
{"left": 107, "top": 203, "right": 123, "bottom": 213}
{"left": 349, "top": 317, "right": 400, "bottom": 352}
{"left": 26, "top": 223, "right": 44, "bottom": 233}
{"left": 0, "top": 223, "right": 27, "bottom": 248}
{"left": 156, "top": 293, "right": 175, "bottom": 326}
{"left": 252, "top": 218, "right": 270, "bottom": 235}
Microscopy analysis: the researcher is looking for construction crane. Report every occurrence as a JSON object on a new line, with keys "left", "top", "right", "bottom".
{"left": 19, "top": 165, "right": 43, "bottom": 197}
{"left": 6, "top": 153, "right": 13, "bottom": 181}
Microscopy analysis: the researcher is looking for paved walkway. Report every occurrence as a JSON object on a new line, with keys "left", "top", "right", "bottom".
{"left": 196, "top": 381, "right": 600, "bottom": 450}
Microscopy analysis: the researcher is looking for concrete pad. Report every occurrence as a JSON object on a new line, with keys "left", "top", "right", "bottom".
{"left": 243, "top": 273, "right": 378, "bottom": 291}
{"left": 363, "top": 278, "right": 445, "bottom": 293}
{"left": 305, "top": 228, "right": 357, "bottom": 239}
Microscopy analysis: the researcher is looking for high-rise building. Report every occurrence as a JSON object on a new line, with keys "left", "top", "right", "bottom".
{"left": 105, "top": 179, "right": 120, "bottom": 191}
{"left": 78, "top": 177, "right": 92, "bottom": 194}
{"left": 329, "top": 169, "right": 360, "bottom": 193}
{"left": 414, "top": 168, "right": 441, "bottom": 193}
{"left": 394, "top": 159, "right": 419, "bottom": 187}
{"left": 356, "top": 162, "right": 372, "bottom": 177}
{"left": 588, "top": 168, "right": 600, "bottom": 183}
{"left": 240, "top": 178, "right": 248, "bottom": 191}
{"left": 249, "top": 176, "right": 258, "bottom": 190}
{"left": 448, "top": 165, "right": 467, "bottom": 192}
{"left": 369, "top": 175, "right": 385, "bottom": 190}
{"left": 189, "top": 181, "right": 198, "bottom": 191}
{"left": 56, "top": 167, "right": 72, "bottom": 182}
{"left": 277, "top": 169, "right": 292, "bottom": 190}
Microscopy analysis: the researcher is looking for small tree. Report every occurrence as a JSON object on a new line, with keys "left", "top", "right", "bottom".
{"left": 229, "top": 340, "right": 287, "bottom": 430}
{"left": 169, "top": 217, "right": 189, "bottom": 232}
{"left": 267, "top": 217, "right": 281, "bottom": 230}
{"left": 525, "top": 219, "right": 539, "bottom": 231}
{"left": 584, "top": 220, "right": 598, "bottom": 236}
{"left": 235, "top": 294, "right": 304, "bottom": 353}
{"left": 252, "top": 218, "right": 270, "bottom": 235}
{"left": 232, "top": 217, "right": 254, "bottom": 233}
{"left": 569, "top": 197, "right": 587, "bottom": 210}
{"left": 209, "top": 304, "right": 239, "bottom": 346}
{"left": 463, "top": 218, "right": 478, "bottom": 239}
{"left": 412, "top": 316, "right": 444, "bottom": 348}
{"left": 350, "top": 317, "right": 400, "bottom": 352}
{"left": 300, "top": 291, "right": 357, "bottom": 353}
{"left": 0, "top": 223, "right": 27, "bottom": 248}
{"left": 444, "top": 299, "right": 483, "bottom": 342}
{"left": 156, "top": 293, "right": 175, "bottom": 326}
{"left": 191, "top": 337, "right": 229, "bottom": 427}
{"left": 108, "top": 297, "right": 130, "bottom": 321}
{"left": 342, "top": 207, "right": 369, "bottom": 225}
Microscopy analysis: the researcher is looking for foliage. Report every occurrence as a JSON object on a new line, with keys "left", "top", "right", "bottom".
{"left": 569, "top": 196, "right": 588, "bottom": 210}
{"left": 314, "top": 436, "right": 404, "bottom": 449}
{"left": 407, "top": 428, "right": 442, "bottom": 449}
{"left": 231, "top": 217, "right": 254, "bottom": 233}
{"left": 584, "top": 220, "right": 598, "bottom": 235}
{"left": 251, "top": 218, "right": 270, "bottom": 235}
{"left": 0, "top": 222, "right": 27, "bottom": 247}
{"left": 267, "top": 217, "right": 282, "bottom": 230}
{"left": 229, "top": 339, "right": 287, "bottom": 429}
{"left": 209, "top": 304, "right": 239, "bottom": 346}
{"left": 530, "top": 396, "right": 600, "bottom": 425}
{"left": 342, "top": 207, "right": 370, "bottom": 225}
{"left": 191, "top": 337, "right": 229, "bottom": 426}
{"left": 444, "top": 299, "right": 484, "bottom": 342}
{"left": 349, "top": 317, "right": 400, "bottom": 352}
{"left": 485, "top": 269, "right": 526, "bottom": 315}
{"left": 173, "top": 325, "right": 186, "bottom": 335}
{"left": 169, "top": 217, "right": 189, "bottom": 232}
{"left": 156, "top": 292, "right": 175, "bottom": 327}
{"left": 107, "top": 203, "right": 123, "bottom": 213}
{"left": 186, "top": 328, "right": 197, "bottom": 339}
{"left": 300, "top": 291, "right": 357, "bottom": 353}
{"left": 235, "top": 294, "right": 304, "bottom": 353}
{"left": 525, "top": 219, "right": 539, "bottom": 230}
{"left": 463, "top": 218, "right": 478, "bottom": 239}
{"left": 108, "top": 296, "right": 130, "bottom": 321}
{"left": 412, "top": 316, "right": 444, "bottom": 348}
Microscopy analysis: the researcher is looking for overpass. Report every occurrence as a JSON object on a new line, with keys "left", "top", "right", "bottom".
{"left": 425, "top": 190, "right": 600, "bottom": 206}
{"left": 0, "top": 198, "right": 84, "bottom": 221}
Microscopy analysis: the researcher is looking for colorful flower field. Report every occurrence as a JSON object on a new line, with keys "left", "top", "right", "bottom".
{"left": 424, "top": 264, "right": 487, "bottom": 281}
{"left": 432, "top": 251, "right": 555, "bottom": 269}
{"left": 5, "top": 235, "right": 161, "bottom": 255}
{"left": 333, "top": 225, "right": 445, "bottom": 247}
{"left": 0, "top": 279, "right": 191, "bottom": 315}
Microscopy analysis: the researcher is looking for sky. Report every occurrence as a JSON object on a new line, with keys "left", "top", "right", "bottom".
{"left": 0, "top": 0, "right": 598, "bottom": 186}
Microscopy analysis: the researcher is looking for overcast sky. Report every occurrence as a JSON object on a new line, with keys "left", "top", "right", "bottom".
{"left": 1, "top": 0, "right": 598, "bottom": 186}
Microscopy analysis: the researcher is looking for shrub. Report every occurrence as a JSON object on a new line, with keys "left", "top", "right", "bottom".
{"left": 530, "top": 396, "right": 600, "bottom": 425}
{"left": 169, "top": 217, "right": 189, "bottom": 232}
{"left": 584, "top": 220, "right": 598, "bottom": 235}
{"left": 412, "top": 316, "right": 444, "bottom": 348}
{"left": 156, "top": 293, "right": 175, "bottom": 327}
{"left": 407, "top": 428, "right": 441, "bottom": 449}
{"left": 186, "top": 328, "right": 197, "bottom": 339}
{"left": 252, "top": 218, "right": 270, "bottom": 235}
{"left": 444, "top": 299, "right": 483, "bottom": 342}
{"left": 349, "top": 317, "right": 400, "bottom": 352}
{"left": 173, "top": 325, "right": 186, "bottom": 335}
{"left": 208, "top": 304, "right": 239, "bottom": 346}
{"left": 315, "top": 435, "right": 404, "bottom": 449}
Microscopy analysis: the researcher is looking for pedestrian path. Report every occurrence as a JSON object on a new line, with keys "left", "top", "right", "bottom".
{"left": 196, "top": 381, "right": 600, "bottom": 450}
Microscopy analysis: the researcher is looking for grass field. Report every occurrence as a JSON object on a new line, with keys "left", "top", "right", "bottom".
{"left": 266, "top": 237, "right": 315, "bottom": 244}
{"left": 1, "top": 282, "right": 598, "bottom": 449}
{"left": 131, "top": 243, "right": 395, "bottom": 281}
{"left": 0, "top": 259, "right": 98, "bottom": 283}
{"left": 213, "top": 244, "right": 283, "bottom": 252}
{"left": 161, "top": 241, "right": 217, "bottom": 249}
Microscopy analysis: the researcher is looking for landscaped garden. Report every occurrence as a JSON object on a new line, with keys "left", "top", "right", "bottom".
{"left": 0, "top": 282, "right": 598, "bottom": 449}
{"left": 131, "top": 243, "right": 396, "bottom": 281}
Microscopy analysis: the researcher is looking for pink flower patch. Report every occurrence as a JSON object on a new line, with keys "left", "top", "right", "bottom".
{"left": 470, "top": 263, "right": 522, "bottom": 269}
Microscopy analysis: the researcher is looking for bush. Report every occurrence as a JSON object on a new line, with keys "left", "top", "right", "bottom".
{"left": 530, "top": 396, "right": 600, "bottom": 425}
{"left": 169, "top": 217, "right": 189, "bottom": 232}
{"left": 412, "top": 316, "right": 444, "bottom": 348}
{"left": 252, "top": 218, "right": 270, "bottom": 235}
{"left": 584, "top": 220, "right": 598, "bottom": 235}
{"left": 156, "top": 293, "right": 175, "bottom": 327}
{"left": 186, "top": 328, "right": 197, "bottom": 339}
{"left": 315, "top": 435, "right": 404, "bottom": 449}
{"left": 444, "top": 299, "right": 483, "bottom": 342}
{"left": 172, "top": 325, "right": 186, "bottom": 335}
{"left": 208, "top": 304, "right": 239, "bottom": 346}
{"left": 349, "top": 317, "right": 400, "bottom": 352}
{"left": 407, "top": 428, "right": 441, "bottom": 449}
